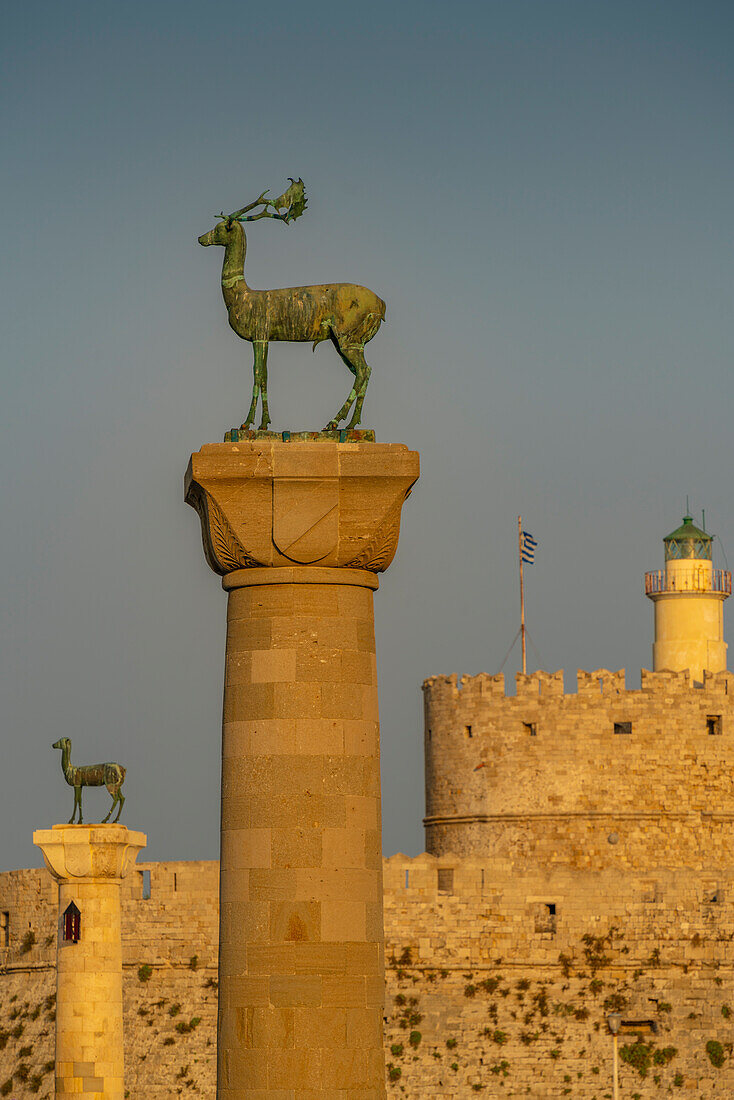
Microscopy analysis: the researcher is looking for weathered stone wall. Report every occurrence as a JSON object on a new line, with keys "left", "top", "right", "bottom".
{"left": 424, "top": 668, "right": 734, "bottom": 864}
{"left": 0, "top": 861, "right": 219, "bottom": 1099}
{"left": 1, "top": 852, "right": 733, "bottom": 1096}
{"left": 383, "top": 854, "right": 734, "bottom": 1097}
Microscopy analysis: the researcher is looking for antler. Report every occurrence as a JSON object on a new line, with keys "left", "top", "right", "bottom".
{"left": 216, "top": 180, "right": 308, "bottom": 228}
{"left": 217, "top": 190, "right": 286, "bottom": 227}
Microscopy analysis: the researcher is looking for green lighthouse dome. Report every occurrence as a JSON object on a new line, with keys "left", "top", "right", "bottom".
{"left": 663, "top": 515, "right": 712, "bottom": 561}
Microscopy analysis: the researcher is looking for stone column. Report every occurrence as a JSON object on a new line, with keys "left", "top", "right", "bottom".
{"left": 33, "top": 824, "right": 147, "bottom": 1100}
{"left": 185, "top": 439, "right": 419, "bottom": 1099}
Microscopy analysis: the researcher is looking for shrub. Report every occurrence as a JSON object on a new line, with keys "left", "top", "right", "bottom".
{"left": 706, "top": 1040, "right": 726, "bottom": 1068}
{"left": 168, "top": 1004, "right": 182, "bottom": 1017}
{"left": 464, "top": 984, "right": 477, "bottom": 998}
{"left": 620, "top": 1040, "right": 654, "bottom": 1078}
{"left": 11, "top": 1023, "right": 24, "bottom": 1039}
{"left": 15, "top": 1064, "right": 30, "bottom": 1082}
{"left": 20, "top": 931, "right": 36, "bottom": 955}
{"left": 408, "top": 1030, "right": 421, "bottom": 1048}
{"left": 657, "top": 1001, "right": 672, "bottom": 1013}
{"left": 163, "top": 1037, "right": 175, "bottom": 1046}
{"left": 492, "top": 1030, "right": 508, "bottom": 1045}
{"left": 390, "top": 1043, "right": 403, "bottom": 1057}
{"left": 189, "top": 955, "right": 198, "bottom": 971}
{"left": 137, "top": 964, "right": 153, "bottom": 982}
{"left": 0, "top": 1079, "right": 12, "bottom": 1097}
{"left": 446, "top": 1038, "right": 457, "bottom": 1049}
{"left": 673, "top": 1072, "right": 684, "bottom": 1087}
{"left": 387, "top": 1064, "right": 401, "bottom": 1082}
{"left": 722, "top": 1005, "right": 731, "bottom": 1019}
{"left": 18, "top": 1045, "right": 33, "bottom": 1057}
{"left": 653, "top": 1046, "right": 677, "bottom": 1066}
{"left": 549, "top": 1050, "right": 560, "bottom": 1060}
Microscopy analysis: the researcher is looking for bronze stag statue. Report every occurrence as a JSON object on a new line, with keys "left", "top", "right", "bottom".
{"left": 52, "top": 737, "right": 126, "bottom": 824}
{"left": 198, "top": 179, "right": 385, "bottom": 431}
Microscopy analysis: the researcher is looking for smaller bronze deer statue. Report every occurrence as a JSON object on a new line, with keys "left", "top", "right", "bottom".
{"left": 198, "top": 180, "right": 385, "bottom": 431}
{"left": 52, "top": 737, "right": 126, "bottom": 824}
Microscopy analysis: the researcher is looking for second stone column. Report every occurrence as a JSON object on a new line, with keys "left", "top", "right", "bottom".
{"left": 185, "top": 439, "right": 419, "bottom": 1098}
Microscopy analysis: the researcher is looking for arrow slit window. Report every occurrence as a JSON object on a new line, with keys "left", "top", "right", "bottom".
{"left": 62, "top": 901, "right": 81, "bottom": 943}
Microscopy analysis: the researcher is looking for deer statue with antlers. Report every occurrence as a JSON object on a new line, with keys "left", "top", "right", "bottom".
{"left": 197, "top": 180, "right": 385, "bottom": 431}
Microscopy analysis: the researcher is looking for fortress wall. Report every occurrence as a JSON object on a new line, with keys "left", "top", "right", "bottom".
{"left": 1, "top": 855, "right": 734, "bottom": 1095}
{"left": 424, "top": 668, "right": 734, "bottom": 860}
{"left": 0, "top": 861, "right": 219, "bottom": 1100}
{"left": 382, "top": 854, "right": 734, "bottom": 1097}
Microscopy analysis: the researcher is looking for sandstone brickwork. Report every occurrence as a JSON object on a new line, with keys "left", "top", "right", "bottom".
{"left": 424, "top": 667, "right": 734, "bottom": 865}
{"left": 1, "top": 851, "right": 733, "bottom": 1096}
{"left": 185, "top": 439, "right": 419, "bottom": 1099}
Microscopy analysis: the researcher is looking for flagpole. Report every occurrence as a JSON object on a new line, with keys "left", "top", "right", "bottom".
{"left": 518, "top": 515, "right": 527, "bottom": 675}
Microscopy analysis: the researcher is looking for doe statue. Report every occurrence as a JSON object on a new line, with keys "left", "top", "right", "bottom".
{"left": 198, "top": 179, "right": 385, "bottom": 431}
{"left": 52, "top": 737, "right": 126, "bottom": 824}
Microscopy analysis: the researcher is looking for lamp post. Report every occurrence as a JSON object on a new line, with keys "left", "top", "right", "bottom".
{"left": 607, "top": 1012, "right": 622, "bottom": 1100}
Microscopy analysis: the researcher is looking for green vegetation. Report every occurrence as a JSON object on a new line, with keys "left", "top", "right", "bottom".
{"left": 19, "top": 931, "right": 36, "bottom": 955}
{"left": 706, "top": 1040, "right": 726, "bottom": 1067}
{"left": 137, "top": 964, "right": 153, "bottom": 982}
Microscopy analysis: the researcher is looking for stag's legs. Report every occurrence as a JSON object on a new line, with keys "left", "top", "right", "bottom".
{"left": 243, "top": 342, "right": 270, "bottom": 431}
{"left": 325, "top": 342, "right": 370, "bottom": 430}
{"left": 347, "top": 351, "right": 371, "bottom": 429}
{"left": 70, "top": 786, "right": 83, "bottom": 824}
{"left": 102, "top": 787, "right": 124, "bottom": 824}
{"left": 256, "top": 342, "right": 271, "bottom": 430}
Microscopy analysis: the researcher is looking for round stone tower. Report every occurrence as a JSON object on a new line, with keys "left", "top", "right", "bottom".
{"left": 645, "top": 515, "right": 731, "bottom": 683}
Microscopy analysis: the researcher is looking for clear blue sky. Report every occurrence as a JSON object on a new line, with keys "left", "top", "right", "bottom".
{"left": 2, "top": 0, "right": 733, "bottom": 868}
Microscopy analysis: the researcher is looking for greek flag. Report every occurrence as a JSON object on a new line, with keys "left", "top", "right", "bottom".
{"left": 521, "top": 530, "right": 538, "bottom": 564}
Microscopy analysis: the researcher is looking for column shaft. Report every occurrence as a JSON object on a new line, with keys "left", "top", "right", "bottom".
{"left": 218, "top": 570, "right": 385, "bottom": 1098}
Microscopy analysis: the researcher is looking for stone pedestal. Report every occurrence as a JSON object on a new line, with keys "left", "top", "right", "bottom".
{"left": 33, "top": 824, "right": 147, "bottom": 1100}
{"left": 185, "top": 440, "right": 419, "bottom": 1098}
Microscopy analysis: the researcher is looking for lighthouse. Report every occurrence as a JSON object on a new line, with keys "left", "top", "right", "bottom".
{"left": 645, "top": 515, "right": 731, "bottom": 683}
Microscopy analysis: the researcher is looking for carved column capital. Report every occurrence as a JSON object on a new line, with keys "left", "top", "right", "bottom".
{"left": 33, "top": 824, "right": 147, "bottom": 883}
{"left": 184, "top": 440, "right": 419, "bottom": 576}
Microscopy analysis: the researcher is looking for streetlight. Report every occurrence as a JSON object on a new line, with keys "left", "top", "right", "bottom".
{"left": 607, "top": 1013, "right": 622, "bottom": 1100}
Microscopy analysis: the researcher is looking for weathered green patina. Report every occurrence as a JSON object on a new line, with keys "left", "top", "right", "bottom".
{"left": 198, "top": 180, "right": 384, "bottom": 431}
{"left": 52, "top": 737, "right": 126, "bottom": 824}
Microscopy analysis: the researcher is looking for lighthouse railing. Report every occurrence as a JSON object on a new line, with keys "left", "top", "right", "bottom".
{"left": 645, "top": 569, "right": 732, "bottom": 595}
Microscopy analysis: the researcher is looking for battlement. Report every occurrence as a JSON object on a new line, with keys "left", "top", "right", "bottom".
{"left": 423, "top": 666, "right": 734, "bottom": 701}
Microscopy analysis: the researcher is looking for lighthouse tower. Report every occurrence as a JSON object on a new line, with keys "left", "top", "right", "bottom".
{"left": 645, "top": 515, "right": 731, "bottom": 683}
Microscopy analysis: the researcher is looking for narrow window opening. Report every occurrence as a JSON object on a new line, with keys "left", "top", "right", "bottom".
{"left": 437, "top": 868, "right": 454, "bottom": 894}
{"left": 62, "top": 902, "right": 81, "bottom": 943}
{"left": 707, "top": 715, "right": 722, "bottom": 736}
{"left": 465, "top": 725, "right": 473, "bottom": 738}
{"left": 524, "top": 722, "right": 537, "bottom": 737}
{"left": 173, "top": 872, "right": 177, "bottom": 892}
{"left": 0, "top": 912, "right": 8, "bottom": 948}
{"left": 141, "top": 870, "right": 151, "bottom": 900}
{"left": 707, "top": 887, "right": 723, "bottom": 904}
{"left": 481, "top": 869, "right": 485, "bottom": 893}
{"left": 427, "top": 728, "right": 432, "bottom": 741}
{"left": 614, "top": 722, "right": 632, "bottom": 736}
{"left": 534, "top": 902, "right": 557, "bottom": 934}
{"left": 404, "top": 869, "right": 410, "bottom": 889}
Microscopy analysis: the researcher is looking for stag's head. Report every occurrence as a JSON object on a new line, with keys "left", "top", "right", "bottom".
{"left": 52, "top": 738, "right": 70, "bottom": 751}
{"left": 198, "top": 220, "right": 238, "bottom": 248}
{"left": 198, "top": 182, "right": 307, "bottom": 246}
